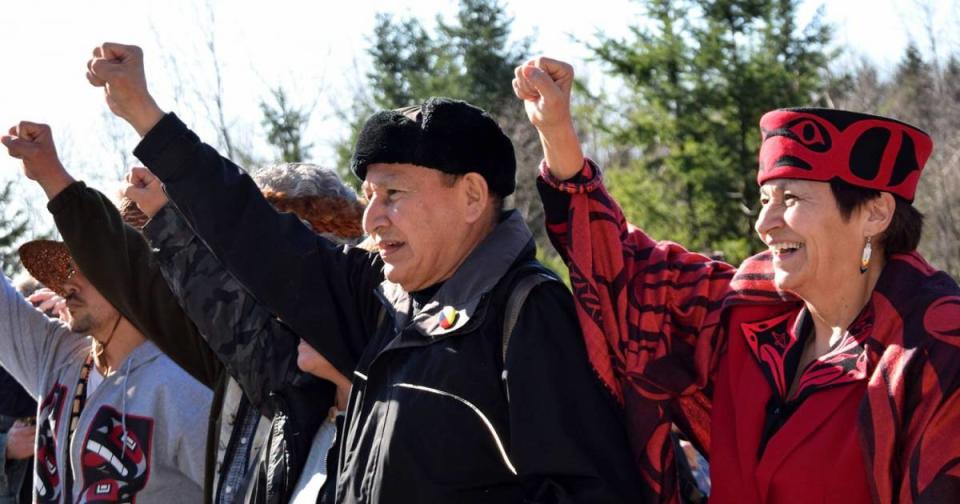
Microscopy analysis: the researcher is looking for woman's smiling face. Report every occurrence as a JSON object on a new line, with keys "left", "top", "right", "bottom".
{"left": 755, "top": 179, "right": 868, "bottom": 296}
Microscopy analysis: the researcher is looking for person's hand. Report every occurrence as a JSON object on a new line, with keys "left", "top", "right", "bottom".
{"left": 86, "top": 43, "right": 165, "bottom": 137}
{"left": 4, "top": 421, "right": 35, "bottom": 461}
{"left": 27, "top": 288, "right": 69, "bottom": 321}
{"left": 121, "top": 166, "right": 168, "bottom": 218}
{"left": 0, "top": 122, "right": 75, "bottom": 199}
{"left": 296, "top": 339, "right": 342, "bottom": 382}
{"left": 297, "top": 339, "right": 351, "bottom": 410}
{"left": 512, "top": 57, "right": 584, "bottom": 180}
{"left": 513, "top": 57, "right": 575, "bottom": 132}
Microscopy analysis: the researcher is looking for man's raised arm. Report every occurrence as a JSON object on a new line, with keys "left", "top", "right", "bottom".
{"left": 86, "top": 43, "right": 380, "bottom": 374}
{"left": 3, "top": 120, "right": 221, "bottom": 388}
{"left": 86, "top": 43, "right": 165, "bottom": 137}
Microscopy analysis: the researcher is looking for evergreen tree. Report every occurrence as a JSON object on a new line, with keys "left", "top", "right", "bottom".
{"left": 887, "top": 44, "right": 937, "bottom": 129}
{"left": 361, "top": 0, "right": 529, "bottom": 113}
{"left": 338, "top": 0, "right": 555, "bottom": 251}
{"left": 435, "top": 0, "right": 530, "bottom": 112}
{"left": 342, "top": 0, "right": 531, "bottom": 152}
{"left": 260, "top": 86, "right": 313, "bottom": 163}
{"left": 589, "top": 0, "right": 835, "bottom": 261}
{"left": 0, "top": 181, "right": 31, "bottom": 276}
{"left": 367, "top": 13, "right": 448, "bottom": 109}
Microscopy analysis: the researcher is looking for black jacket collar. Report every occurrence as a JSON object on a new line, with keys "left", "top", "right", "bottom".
{"left": 375, "top": 210, "right": 534, "bottom": 339}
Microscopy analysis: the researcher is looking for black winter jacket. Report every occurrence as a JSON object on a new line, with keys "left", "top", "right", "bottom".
{"left": 135, "top": 113, "right": 643, "bottom": 503}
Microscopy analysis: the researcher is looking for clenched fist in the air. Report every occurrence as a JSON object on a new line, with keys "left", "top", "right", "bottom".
{"left": 0, "top": 121, "right": 75, "bottom": 199}
{"left": 513, "top": 57, "right": 575, "bottom": 131}
{"left": 512, "top": 57, "right": 584, "bottom": 180}
{"left": 121, "top": 166, "right": 169, "bottom": 219}
{"left": 86, "top": 42, "right": 165, "bottom": 137}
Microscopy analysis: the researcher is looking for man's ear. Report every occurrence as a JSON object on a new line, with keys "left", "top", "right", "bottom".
{"left": 460, "top": 173, "right": 490, "bottom": 224}
{"left": 863, "top": 192, "right": 896, "bottom": 238}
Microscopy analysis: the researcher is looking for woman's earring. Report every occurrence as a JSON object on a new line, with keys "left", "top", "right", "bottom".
{"left": 860, "top": 236, "right": 872, "bottom": 274}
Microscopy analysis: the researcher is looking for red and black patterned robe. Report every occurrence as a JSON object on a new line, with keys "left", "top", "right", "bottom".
{"left": 538, "top": 160, "right": 960, "bottom": 503}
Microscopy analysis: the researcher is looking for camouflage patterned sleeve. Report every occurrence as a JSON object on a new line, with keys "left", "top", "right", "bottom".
{"left": 143, "top": 204, "right": 305, "bottom": 411}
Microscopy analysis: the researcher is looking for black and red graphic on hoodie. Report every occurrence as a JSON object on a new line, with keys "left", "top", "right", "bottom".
{"left": 77, "top": 407, "right": 154, "bottom": 503}
{"left": 34, "top": 384, "right": 155, "bottom": 504}
{"left": 36, "top": 384, "right": 67, "bottom": 504}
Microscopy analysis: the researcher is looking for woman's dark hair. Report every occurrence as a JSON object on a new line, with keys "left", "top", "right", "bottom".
{"left": 829, "top": 179, "right": 924, "bottom": 258}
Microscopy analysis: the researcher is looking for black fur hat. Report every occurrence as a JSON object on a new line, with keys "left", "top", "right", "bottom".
{"left": 350, "top": 97, "right": 517, "bottom": 197}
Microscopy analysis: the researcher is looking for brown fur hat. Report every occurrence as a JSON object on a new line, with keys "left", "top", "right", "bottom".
{"left": 253, "top": 163, "right": 365, "bottom": 243}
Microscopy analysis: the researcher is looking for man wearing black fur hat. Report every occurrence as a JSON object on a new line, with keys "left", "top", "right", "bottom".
{"left": 85, "top": 42, "right": 641, "bottom": 503}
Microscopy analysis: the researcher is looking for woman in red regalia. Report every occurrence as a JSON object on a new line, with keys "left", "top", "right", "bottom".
{"left": 513, "top": 57, "right": 960, "bottom": 503}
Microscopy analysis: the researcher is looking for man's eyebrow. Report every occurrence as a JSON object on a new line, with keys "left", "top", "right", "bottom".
{"left": 364, "top": 172, "right": 407, "bottom": 189}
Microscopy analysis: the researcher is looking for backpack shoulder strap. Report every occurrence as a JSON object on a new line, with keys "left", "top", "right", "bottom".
{"left": 498, "top": 261, "right": 561, "bottom": 403}
{"left": 501, "top": 272, "right": 555, "bottom": 364}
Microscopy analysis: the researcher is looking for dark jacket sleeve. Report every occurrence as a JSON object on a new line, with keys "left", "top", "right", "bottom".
{"left": 0, "top": 416, "right": 32, "bottom": 502}
{"left": 133, "top": 113, "right": 382, "bottom": 375}
{"left": 142, "top": 204, "right": 325, "bottom": 411}
{"left": 0, "top": 428, "right": 11, "bottom": 493}
{"left": 506, "top": 282, "right": 643, "bottom": 503}
{"left": 48, "top": 181, "right": 221, "bottom": 388}
{"left": 0, "top": 367, "right": 35, "bottom": 419}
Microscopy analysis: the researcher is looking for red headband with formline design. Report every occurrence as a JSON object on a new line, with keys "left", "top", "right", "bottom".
{"left": 758, "top": 108, "right": 933, "bottom": 201}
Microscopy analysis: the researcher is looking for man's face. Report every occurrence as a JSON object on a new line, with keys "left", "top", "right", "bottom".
{"left": 60, "top": 263, "right": 119, "bottom": 336}
{"left": 362, "top": 163, "right": 474, "bottom": 292}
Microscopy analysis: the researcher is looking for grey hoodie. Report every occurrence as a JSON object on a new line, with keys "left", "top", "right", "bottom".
{"left": 0, "top": 274, "right": 210, "bottom": 503}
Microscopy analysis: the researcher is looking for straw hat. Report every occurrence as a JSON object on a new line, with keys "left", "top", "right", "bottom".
{"left": 18, "top": 197, "right": 150, "bottom": 296}
{"left": 18, "top": 240, "right": 74, "bottom": 297}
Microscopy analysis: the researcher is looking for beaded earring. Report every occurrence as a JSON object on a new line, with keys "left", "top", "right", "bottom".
{"left": 860, "top": 236, "right": 872, "bottom": 274}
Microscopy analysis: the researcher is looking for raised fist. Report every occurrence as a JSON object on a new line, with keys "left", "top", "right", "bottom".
{"left": 0, "top": 121, "right": 74, "bottom": 198}
{"left": 121, "top": 166, "right": 168, "bottom": 218}
{"left": 512, "top": 57, "right": 575, "bottom": 132}
{"left": 86, "top": 43, "right": 165, "bottom": 136}
{"left": 512, "top": 57, "right": 584, "bottom": 180}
